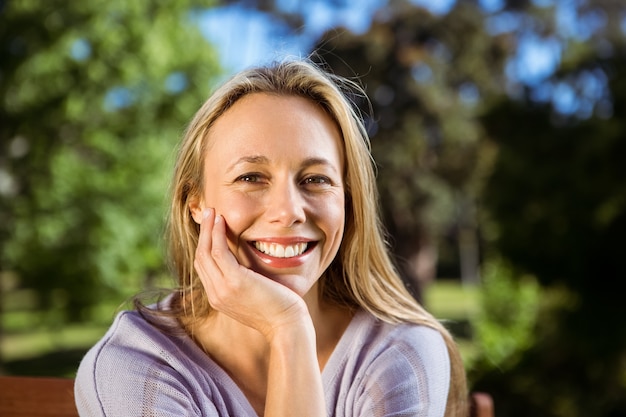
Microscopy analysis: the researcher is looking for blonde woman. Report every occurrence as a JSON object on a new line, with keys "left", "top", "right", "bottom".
{"left": 75, "top": 60, "right": 468, "bottom": 416}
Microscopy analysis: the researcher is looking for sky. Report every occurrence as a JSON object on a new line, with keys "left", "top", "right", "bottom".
{"left": 196, "top": 0, "right": 559, "bottom": 81}
{"left": 194, "top": 0, "right": 385, "bottom": 74}
{"left": 194, "top": 0, "right": 616, "bottom": 118}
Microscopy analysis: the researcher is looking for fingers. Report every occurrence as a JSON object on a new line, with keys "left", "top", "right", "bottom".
{"left": 195, "top": 208, "right": 247, "bottom": 304}
{"left": 210, "top": 213, "right": 245, "bottom": 278}
{"left": 197, "top": 208, "right": 232, "bottom": 265}
{"left": 196, "top": 208, "right": 214, "bottom": 260}
{"left": 194, "top": 208, "right": 222, "bottom": 297}
{"left": 209, "top": 211, "right": 224, "bottom": 261}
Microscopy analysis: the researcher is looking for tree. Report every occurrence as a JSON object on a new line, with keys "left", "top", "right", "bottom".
{"left": 0, "top": 0, "right": 221, "bottom": 326}
{"left": 312, "top": 0, "right": 509, "bottom": 296}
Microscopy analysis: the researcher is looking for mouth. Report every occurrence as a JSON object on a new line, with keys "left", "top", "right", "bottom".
{"left": 252, "top": 241, "right": 316, "bottom": 258}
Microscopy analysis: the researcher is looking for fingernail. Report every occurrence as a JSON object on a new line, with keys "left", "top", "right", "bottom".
{"left": 203, "top": 209, "right": 210, "bottom": 219}
{"left": 214, "top": 214, "right": 221, "bottom": 225}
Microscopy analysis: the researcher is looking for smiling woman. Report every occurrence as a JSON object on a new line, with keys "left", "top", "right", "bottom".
{"left": 74, "top": 59, "right": 468, "bottom": 417}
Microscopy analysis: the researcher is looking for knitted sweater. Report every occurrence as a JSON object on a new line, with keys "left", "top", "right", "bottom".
{"left": 75, "top": 307, "right": 450, "bottom": 416}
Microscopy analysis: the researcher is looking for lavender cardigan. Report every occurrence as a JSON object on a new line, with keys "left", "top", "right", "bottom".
{"left": 75, "top": 306, "right": 449, "bottom": 416}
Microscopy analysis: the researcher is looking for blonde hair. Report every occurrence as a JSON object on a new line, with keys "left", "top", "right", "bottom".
{"left": 156, "top": 59, "right": 467, "bottom": 416}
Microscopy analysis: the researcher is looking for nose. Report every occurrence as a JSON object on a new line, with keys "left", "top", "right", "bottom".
{"left": 266, "top": 180, "right": 306, "bottom": 227}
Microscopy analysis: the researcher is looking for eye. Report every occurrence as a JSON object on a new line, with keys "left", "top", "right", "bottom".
{"left": 235, "top": 173, "right": 263, "bottom": 183}
{"left": 302, "top": 175, "right": 332, "bottom": 186}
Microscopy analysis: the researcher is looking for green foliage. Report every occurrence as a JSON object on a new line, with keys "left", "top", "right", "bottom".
{"left": 1, "top": 0, "right": 221, "bottom": 322}
{"left": 471, "top": 283, "right": 626, "bottom": 417}
{"left": 472, "top": 258, "right": 539, "bottom": 369}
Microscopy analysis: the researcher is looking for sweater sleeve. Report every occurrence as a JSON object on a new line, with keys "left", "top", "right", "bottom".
{"left": 354, "top": 326, "right": 450, "bottom": 417}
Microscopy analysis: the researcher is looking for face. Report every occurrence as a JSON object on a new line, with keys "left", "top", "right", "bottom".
{"left": 190, "top": 93, "right": 346, "bottom": 299}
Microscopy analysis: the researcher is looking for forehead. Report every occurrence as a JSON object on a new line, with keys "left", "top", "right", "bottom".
{"left": 204, "top": 93, "right": 345, "bottom": 166}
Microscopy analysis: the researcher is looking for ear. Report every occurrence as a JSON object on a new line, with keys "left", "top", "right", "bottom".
{"left": 188, "top": 194, "right": 204, "bottom": 225}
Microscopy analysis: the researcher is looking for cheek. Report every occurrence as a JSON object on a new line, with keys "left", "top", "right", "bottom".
{"left": 207, "top": 190, "right": 252, "bottom": 221}
{"left": 213, "top": 193, "right": 258, "bottom": 243}
{"left": 319, "top": 195, "right": 346, "bottom": 241}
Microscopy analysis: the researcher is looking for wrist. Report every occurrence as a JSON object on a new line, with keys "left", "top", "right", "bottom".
{"left": 265, "top": 308, "right": 316, "bottom": 349}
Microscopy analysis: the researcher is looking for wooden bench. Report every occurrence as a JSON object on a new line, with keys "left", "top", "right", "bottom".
{"left": 0, "top": 376, "right": 78, "bottom": 417}
{"left": 0, "top": 375, "right": 493, "bottom": 417}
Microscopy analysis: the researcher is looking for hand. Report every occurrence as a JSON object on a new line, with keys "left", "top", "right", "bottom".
{"left": 193, "top": 208, "right": 310, "bottom": 340}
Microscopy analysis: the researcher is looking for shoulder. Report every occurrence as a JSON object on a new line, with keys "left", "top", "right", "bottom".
{"left": 352, "top": 310, "right": 450, "bottom": 368}
{"left": 76, "top": 309, "right": 198, "bottom": 372}
{"left": 79, "top": 310, "right": 189, "bottom": 371}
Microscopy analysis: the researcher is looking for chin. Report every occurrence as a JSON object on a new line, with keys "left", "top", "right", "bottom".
{"left": 267, "top": 272, "right": 317, "bottom": 295}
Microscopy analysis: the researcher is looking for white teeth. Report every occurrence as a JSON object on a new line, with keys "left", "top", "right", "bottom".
{"left": 254, "top": 242, "right": 308, "bottom": 258}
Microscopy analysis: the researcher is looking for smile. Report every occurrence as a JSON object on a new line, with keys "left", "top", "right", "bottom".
{"left": 253, "top": 241, "right": 309, "bottom": 258}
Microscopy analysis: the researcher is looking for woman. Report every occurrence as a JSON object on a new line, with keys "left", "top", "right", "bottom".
{"left": 75, "top": 60, "right": 468, "bottom": 416}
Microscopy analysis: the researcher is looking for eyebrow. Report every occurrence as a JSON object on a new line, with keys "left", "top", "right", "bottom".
{"left": 226, "top": 155, "right": 340, "bottom": 174}
{"left": 300, "top": 157, "right": 340, "bottom": 174}
{"left": 227, "top": 155, "right": 270, "bottom": 172}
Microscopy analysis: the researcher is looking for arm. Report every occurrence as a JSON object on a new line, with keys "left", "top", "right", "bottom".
{"left": 194, "top": 209, "right": 326, "bottom": 417}
{"left": 265, "top": 317, "right": 326, "bottom": 417}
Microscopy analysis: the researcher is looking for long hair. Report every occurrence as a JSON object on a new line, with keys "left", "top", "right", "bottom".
{"left": 142, "top": 59, "right": 467, "bottom": 416}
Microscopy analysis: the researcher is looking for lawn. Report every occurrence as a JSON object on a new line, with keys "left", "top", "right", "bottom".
{"left": 424, "top": 280, "right": 481, "bottom": 364}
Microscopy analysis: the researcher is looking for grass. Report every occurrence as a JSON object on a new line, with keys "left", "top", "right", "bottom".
{"left": 425, "top": 280, "right": 481, "bottom": 320}
{"left": 0, "top": 288, "right": 120, "bottom": 376}
{"left": 424, "top": 280, "right": 482, "bottom": 365}
{"left": 2, "top": 324, "right": 109, "bottom": 361}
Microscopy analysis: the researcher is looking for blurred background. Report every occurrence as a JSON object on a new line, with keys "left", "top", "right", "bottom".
{"left": 1, "top": 0, "right": 625, "bottom": 415}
